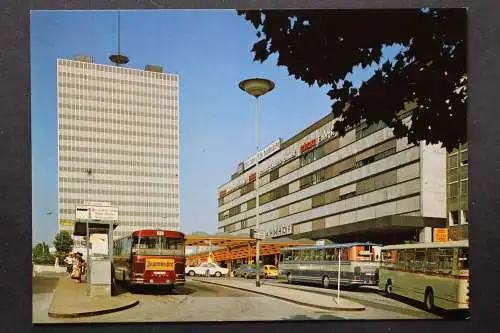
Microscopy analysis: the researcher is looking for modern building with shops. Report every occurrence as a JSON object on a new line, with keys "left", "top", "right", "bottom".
{"left": 217, "top": 109, "right": 450, "bottom": 245}
{"left": 57, "top": 55, "right": 180, "bottom": 240}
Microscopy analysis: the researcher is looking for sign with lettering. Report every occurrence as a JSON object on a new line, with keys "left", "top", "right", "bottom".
{"left": 300, "top": 139, "right": 317, "bottom": 153}
{"left": 265, "top": 224, "right": 293, "bottom": 239}
{"left": 76, "top": 205, "right": 119, "bottom": 221}
{"left": 248, "top": 172, "right": 256, "bottom": 182}
{"left": 59, "top": 219, "right": 74, "bottom": 227}
{"left": 433, "top": 228, "right": 449, "bottom": 242}
{"left": 243, "top": 139, "right": 282, "bottom": 171}
{"left": 219, "top": 118, "right": 342, "bottom": 195}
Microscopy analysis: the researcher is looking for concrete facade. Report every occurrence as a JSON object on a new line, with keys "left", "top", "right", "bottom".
{"left": 217, "top": 112, "right": 447, "bottom": 244}
{"left": 57, "top": 57, "right": 180, "bottom": 239}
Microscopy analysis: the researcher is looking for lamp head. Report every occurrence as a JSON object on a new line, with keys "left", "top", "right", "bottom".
{"left": 239, "top": 78, "right": 275, "bottom": 98}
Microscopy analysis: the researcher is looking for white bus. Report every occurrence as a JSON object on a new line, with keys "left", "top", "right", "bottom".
{"left": 379, "top": 240, "right": 469, "bottom": 312}
{"left": 279, "top": 242, "right": 381, "bottom": 288}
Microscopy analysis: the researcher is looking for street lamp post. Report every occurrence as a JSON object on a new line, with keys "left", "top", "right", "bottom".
{"left": 239, "top": 78, "right": 275, "bottom": 288}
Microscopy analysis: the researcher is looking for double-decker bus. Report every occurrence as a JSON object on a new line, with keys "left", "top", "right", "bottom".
{"left": 378, "top": 240, "right": 469, "bottom": 312}
{"left": 278, "top": 242, "right": 381, "bottom": 288}
{"left": 112, "top": 229, "right": 185, "bottom": 290}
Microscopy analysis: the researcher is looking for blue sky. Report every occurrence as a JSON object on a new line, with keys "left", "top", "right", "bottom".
{"left": 31, "top": 9, "right": 398, "bottom": 246}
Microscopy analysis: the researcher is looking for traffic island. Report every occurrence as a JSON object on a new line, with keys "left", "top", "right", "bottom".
{"left": 48, "top": 277, "right": 139, "bottom": 318}
{"left": 191, "top": 277, "right": 365, "bottom": 311}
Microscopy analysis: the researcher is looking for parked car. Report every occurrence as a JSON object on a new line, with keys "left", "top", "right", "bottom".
{"left": 185, "top": 262, "right": 229, "bottom": 277}
{"left": 262, "top": 265, "right": 279, "bottom": 279}
{"left": 233, "top": 264, "right": 265, "bottom": 279}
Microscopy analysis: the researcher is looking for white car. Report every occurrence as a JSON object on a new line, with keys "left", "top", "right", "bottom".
{"left": 185, "top": 262, "right": 229, "bottom": 277}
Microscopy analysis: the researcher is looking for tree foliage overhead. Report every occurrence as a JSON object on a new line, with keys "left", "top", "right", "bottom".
{"left": 237, "top": 9, "right": 467, "bottom": 151}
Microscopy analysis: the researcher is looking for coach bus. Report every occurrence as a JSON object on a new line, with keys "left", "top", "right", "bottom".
{"left": 112, "top": 229, "right": 186, "bottom": 290}
{"left": 378, "top": 240, "right": 469, "bottom": 312}
{"left": 279, "top": 242, "right": 381, "bottom": 288}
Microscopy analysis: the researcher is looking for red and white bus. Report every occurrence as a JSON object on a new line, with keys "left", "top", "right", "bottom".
{"left": 112, "top": 229, "right": 186, "bottom": 290}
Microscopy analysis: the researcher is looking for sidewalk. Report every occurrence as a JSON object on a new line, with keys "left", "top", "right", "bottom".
{"left": 191, "top": 277, "right": 365, "bottom": 311}
{"left": 48, "top": 277, "right": 139, "bottom": 318}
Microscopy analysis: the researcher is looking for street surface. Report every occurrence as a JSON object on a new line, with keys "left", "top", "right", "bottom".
{"left": 33, "top": 273, "right": 467, "bottom": 323}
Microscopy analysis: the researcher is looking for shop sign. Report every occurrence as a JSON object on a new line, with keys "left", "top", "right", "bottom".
{"left": 243, "top": 139, "right": 282, "bottom": 170}
{"left": 433, "top": 228, "right": 449, "bottom": 242}
{"left": 300, "top": 139, "right": 317, "bottom": 153}
{"left": 248, "top": 172, "right": 256, "bottom": 182}
{"left": 59, "top": 219, "right": 74, "bottom": 227}
{"left": 265, "top": 224, "right": 293, "bottom": 239}
{"left": 317, "top": 123, "right": 336, "bottom": 143}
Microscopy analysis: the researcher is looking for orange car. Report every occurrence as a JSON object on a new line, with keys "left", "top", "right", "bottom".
{"left": 262, "top": 265, "right": 279, "bottom": 279}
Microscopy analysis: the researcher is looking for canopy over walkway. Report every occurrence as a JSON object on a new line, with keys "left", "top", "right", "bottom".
{"left": 185, "top": 233, "right": 315, "bottom": 263}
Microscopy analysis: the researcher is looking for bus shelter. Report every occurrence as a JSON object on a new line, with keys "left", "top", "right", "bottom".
{"left": 185, "top": 234, "right": 315, "bottom": 274}
{"left": 74, "top": 220, "right": 118, "bottom": 296}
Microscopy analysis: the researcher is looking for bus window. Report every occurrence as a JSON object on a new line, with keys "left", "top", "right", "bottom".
{"left": 341, "top": 249, "right": 349, "bottom": 261}
{"left": 413, "top": 248, "right": 426, "bottom": 272}
{"left": 325, "top": 248, "right": 335, "bottom": 261}
{"left": 425, "top": 248, "right": 439, "bottom": 274}
{"left": 381, "top": 249, "right": 394, "bottom": 268}
{"left": 457, "top": 247, "right": 469, "bottom": 270}
{"left": 396, "top": 250, "right": 406, "bottom": 270}
{"left": 302, "top": 249, "right": 312, "bottom": 261}
{"left": 357, "top": 245, "right": 372, "bottom": 261}
{"left": 405, "top": 249, "right": 416, "bottom": 271}
{"left": 313, "top": 249, "right": 322, "bottom": 261}
{"left": 438, "top": 248, "right": 454, "bottom": 274}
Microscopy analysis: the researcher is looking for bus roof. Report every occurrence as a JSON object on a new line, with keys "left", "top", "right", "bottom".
{"left": 381, "top": 240, "right": 468, "bottom": 250}
{"left": 280, "top": 242, "right": 379, "bottom": 252}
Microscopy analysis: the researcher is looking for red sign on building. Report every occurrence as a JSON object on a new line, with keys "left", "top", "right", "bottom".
{"left": 300, "top": 139, "right": 317, "bottom": 153}
{"left": 219, "top": 190, "right": 227, "bottom": 198}
{"left": 248, "top": 172, "right": 256, "bottom": 182}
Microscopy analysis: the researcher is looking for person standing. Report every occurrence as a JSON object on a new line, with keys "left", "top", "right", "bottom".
{"left": 64, "top": 253, "right": 74, "bottom": 277}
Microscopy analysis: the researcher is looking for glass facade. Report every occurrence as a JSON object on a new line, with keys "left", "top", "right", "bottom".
{"left": 217, "top": 112, "right": 447, "bottom": 243}
{"left": 57, "top": 58, "right": 180, "bottom": 239}
{"left": 447, "top": 143, "right": 468, "bottom": 238}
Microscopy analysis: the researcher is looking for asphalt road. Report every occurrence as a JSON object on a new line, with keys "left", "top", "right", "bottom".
{"left": 33, "top": 274, "right": 344, "bottom": 323}
{"left": 32, "top": 274, "right": 468, "bottom": 323}
{"left": 262, "top": 278, "right": 469, "bottom": 320}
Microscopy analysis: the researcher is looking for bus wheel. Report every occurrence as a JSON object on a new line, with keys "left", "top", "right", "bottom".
{"left": 322, "top": 276, "right": 330, "bottom": 289}
{"left": 287, "top": 273, "right": 293, "bottom": 284}
{"left": 424, "top": 288, "right": 435, "bottom": 312}
{"left": 384, "top": 280, "right": 393, "bottom": 297}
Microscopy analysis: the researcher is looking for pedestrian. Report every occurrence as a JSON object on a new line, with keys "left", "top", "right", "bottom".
{"left": 64, "top": 253, "right": 74, "bottom": 277}
{"left": 71, "top": 254, "right": 83, "bottom": 283}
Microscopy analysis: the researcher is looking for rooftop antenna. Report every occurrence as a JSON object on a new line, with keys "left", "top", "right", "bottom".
{"left": 109, "top": 11, "right": 129, "bottom": 66}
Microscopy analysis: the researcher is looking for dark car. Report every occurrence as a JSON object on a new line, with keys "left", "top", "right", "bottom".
{"left": 233, "top": 264, "right": 265, "bottom": 279}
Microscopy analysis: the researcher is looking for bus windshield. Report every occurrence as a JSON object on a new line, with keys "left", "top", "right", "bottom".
{"left": 132, "top": 236, "right": 184, "bottom": 256}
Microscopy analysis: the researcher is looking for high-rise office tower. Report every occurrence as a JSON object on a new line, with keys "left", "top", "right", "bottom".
{"left": 57, "top": 56, "right": 180, "bottom": 241}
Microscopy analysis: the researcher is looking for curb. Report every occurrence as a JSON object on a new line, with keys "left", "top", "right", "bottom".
{"left": 192, "top": 279, "right": 365, "bottom": 311}
{"left": 48, "top": 299, "right": 140, "bottom": 318}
